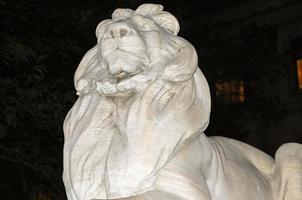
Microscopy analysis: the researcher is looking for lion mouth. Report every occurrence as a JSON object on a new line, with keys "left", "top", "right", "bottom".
{"left": 103, "top": 48, "right": 149, "bottom": 78}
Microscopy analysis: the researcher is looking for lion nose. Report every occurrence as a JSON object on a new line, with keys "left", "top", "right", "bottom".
{"left": 107, "top": 23, "right": 131, "bottom": 38}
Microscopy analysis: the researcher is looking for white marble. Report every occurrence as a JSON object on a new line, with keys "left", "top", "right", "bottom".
{"left": 63, "top": 4, "right": 302, "bottom": 200}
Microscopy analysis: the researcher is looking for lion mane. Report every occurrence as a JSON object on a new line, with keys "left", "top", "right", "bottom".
{"left": 63, "top": 4, "right": 211, "bottom": 200}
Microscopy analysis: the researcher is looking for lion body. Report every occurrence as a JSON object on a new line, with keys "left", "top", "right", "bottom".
{"left": 63, "top": 4, "right": 302, "bottom": 200}
{"left": 114, "top": 137, "right": 302, "bottom": 200}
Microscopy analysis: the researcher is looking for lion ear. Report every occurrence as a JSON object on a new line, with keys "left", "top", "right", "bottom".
{"left": 112, "top": 8, "right": 133, "bottom": 20}
{"left": 95, "top": 19, "right": 111, "bottom": 42}
{"left": 151, "top": 11, "right": 180, "bottom": 35}
{"left": 135, "top": 4, "right": 163, "bottom": 16}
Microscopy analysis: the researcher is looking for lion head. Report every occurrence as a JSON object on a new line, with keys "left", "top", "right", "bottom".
{"left": 94, "top": 4, "right": 185, "bottom": 80}
{"left": 74, "top": 4, "right": 202, "bottom": 97}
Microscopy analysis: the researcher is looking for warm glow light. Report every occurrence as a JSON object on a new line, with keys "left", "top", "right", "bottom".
{"left": 297, "top": 58, "right": 302, "bottom": 89}
{"left": 32, "top": 192, "right": 52, "bottom": 200}
{"left": 215, "top": 80, "right": 245, "bottom": 103}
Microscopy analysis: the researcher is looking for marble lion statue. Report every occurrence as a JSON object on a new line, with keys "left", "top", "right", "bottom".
{"left": 63, "top": 4, "right": 302, "bottom": 200}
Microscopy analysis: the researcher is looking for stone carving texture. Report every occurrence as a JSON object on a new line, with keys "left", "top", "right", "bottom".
{"left": 63, "top": 4, "right": 302, "bottom": 200}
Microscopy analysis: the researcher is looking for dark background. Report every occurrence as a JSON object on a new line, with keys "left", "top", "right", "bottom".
{"left": 1, "top": 0, "right": 302, "bottom": 199}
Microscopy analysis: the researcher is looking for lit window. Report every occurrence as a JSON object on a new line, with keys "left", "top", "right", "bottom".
{"left": 215, "top": 80, "right": 245, "bottom": 103}
{"left": 297, "top": 58, "right": 302, "bottom": 89}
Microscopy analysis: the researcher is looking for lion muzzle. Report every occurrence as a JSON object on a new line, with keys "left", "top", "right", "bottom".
{"left": 100, "top": 21, "right": 150, "bottom": 79}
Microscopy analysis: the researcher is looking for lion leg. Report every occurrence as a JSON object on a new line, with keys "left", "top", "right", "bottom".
{"left": 273, "top": 143, "right": 302, "bottom": 200}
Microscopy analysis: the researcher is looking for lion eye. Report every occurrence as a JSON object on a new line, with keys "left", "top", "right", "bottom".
{"left": 141, "top": 23, "right": 153, "bottom": 31}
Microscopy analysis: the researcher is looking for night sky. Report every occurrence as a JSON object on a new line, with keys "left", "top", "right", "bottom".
{"left": 1, "top": 0, "right": 301, "bottom": 199}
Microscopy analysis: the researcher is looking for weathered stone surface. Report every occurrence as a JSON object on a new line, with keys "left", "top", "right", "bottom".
{"left": 63, "top": 4, "right": 302, "bottom": 200}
